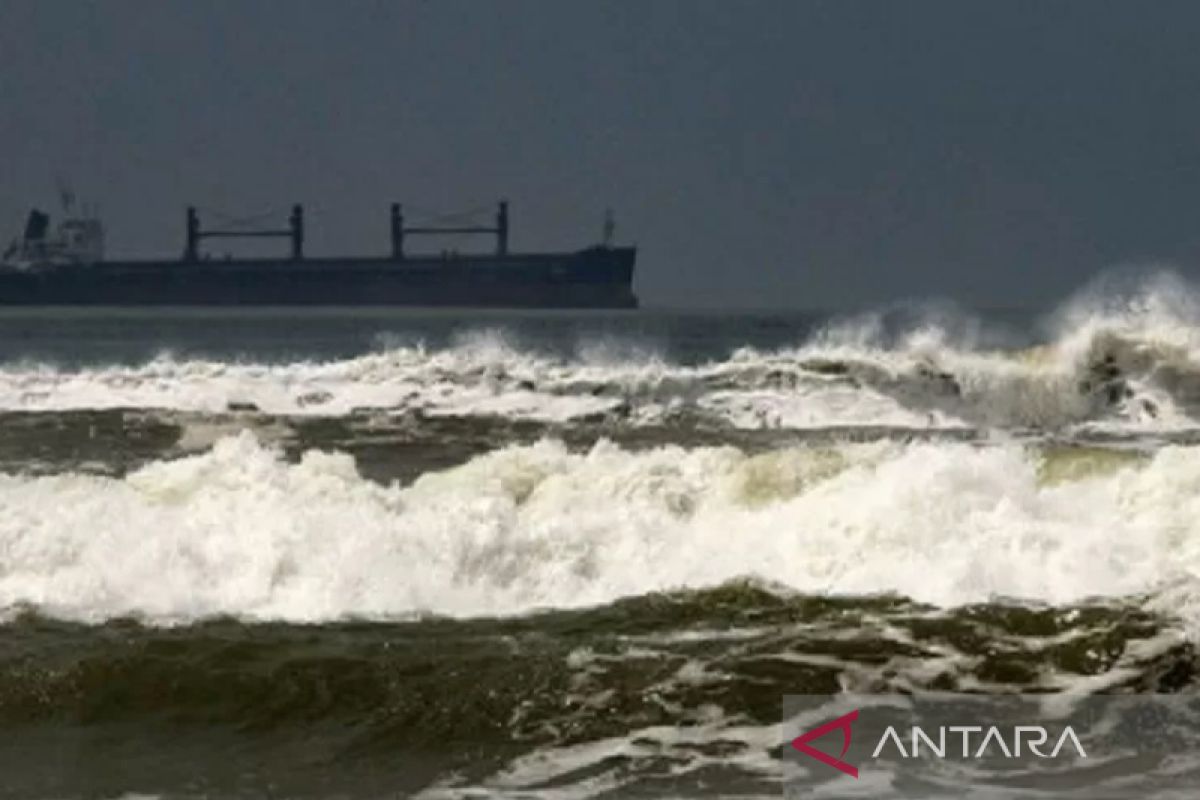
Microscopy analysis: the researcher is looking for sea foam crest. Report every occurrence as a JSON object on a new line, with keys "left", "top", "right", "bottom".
{"left": 1, "top": 277, "right": 1200, "bottom": 432}
{"left": 1, "top": 432, "right": 1199, "bottom": 626}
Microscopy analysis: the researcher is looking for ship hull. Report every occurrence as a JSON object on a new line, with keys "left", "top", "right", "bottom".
{"left": 0, "top": 247, "right": 637, "bottom": 308}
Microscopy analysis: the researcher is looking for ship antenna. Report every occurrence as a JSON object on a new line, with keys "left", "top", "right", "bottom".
{"left": 56, "top": 176, "right": 76, "bottom": 215}
{"left": 602, "top": 208, "right": 615, "bottom": 247}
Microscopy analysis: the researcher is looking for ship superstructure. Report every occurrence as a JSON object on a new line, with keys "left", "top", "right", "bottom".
{"left": 3, "top": 195, "right": 105, "bottom": 270}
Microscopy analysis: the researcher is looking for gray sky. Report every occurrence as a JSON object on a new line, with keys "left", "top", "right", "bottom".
{"left": 2, "top": 1, "right": 1199, "bottom": 308}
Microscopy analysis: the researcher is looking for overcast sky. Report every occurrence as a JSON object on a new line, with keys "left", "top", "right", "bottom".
{"left": 2, "top": 1, "right": 1199, "bottom": 308}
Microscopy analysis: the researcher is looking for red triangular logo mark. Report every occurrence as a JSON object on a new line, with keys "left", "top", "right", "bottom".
{"left": 791, "top": 709, "right": 859, "bottom": 778}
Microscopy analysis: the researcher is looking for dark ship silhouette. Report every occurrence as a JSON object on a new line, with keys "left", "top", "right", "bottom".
{"left": 1, "top": 197, "right": 637, "bottom": 307}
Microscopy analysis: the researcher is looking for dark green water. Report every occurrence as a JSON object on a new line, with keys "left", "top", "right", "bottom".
{"left": 2, "top": 587, "right": 1194, "bottom": 798}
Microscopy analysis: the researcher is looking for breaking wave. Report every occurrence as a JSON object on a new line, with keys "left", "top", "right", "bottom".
{"left": 1, "top": 275, "right": 1200, "bottom": 433}
{"left": 2, "top": 431, "right": 1199, "bottom": 626}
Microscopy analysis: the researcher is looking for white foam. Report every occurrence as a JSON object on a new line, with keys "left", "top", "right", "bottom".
{"left": 3, "top": 276, "right": 1200, "bottom": 432}
{"left": 416, "top": 716, "right": 782, "bottom": 800}
{"left": 0, "top": 338, "right": 937, "bottom": 429}
{"left": 1, "top": 432, "right": 1199, "bottom": 626}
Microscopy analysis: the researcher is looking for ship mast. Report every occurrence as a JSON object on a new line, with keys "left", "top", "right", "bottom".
{"left": 391, "top": 200, "right": 511, "bottom": 259}
{"left": 184, "top": 205, "right": 305, "bottom": 261}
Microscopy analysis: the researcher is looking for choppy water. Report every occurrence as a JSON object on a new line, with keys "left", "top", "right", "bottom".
{"left": 3, "top": 273, "right": 1200, "bottom": 797}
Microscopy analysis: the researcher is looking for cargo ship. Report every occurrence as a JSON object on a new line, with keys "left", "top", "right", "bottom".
{"left": 0, "top": 198, "right": 637, "bottom": 307}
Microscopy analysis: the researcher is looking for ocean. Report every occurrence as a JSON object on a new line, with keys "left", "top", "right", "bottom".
{"left": 1, "top": 274, "right": 1199, "bottom": 798}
